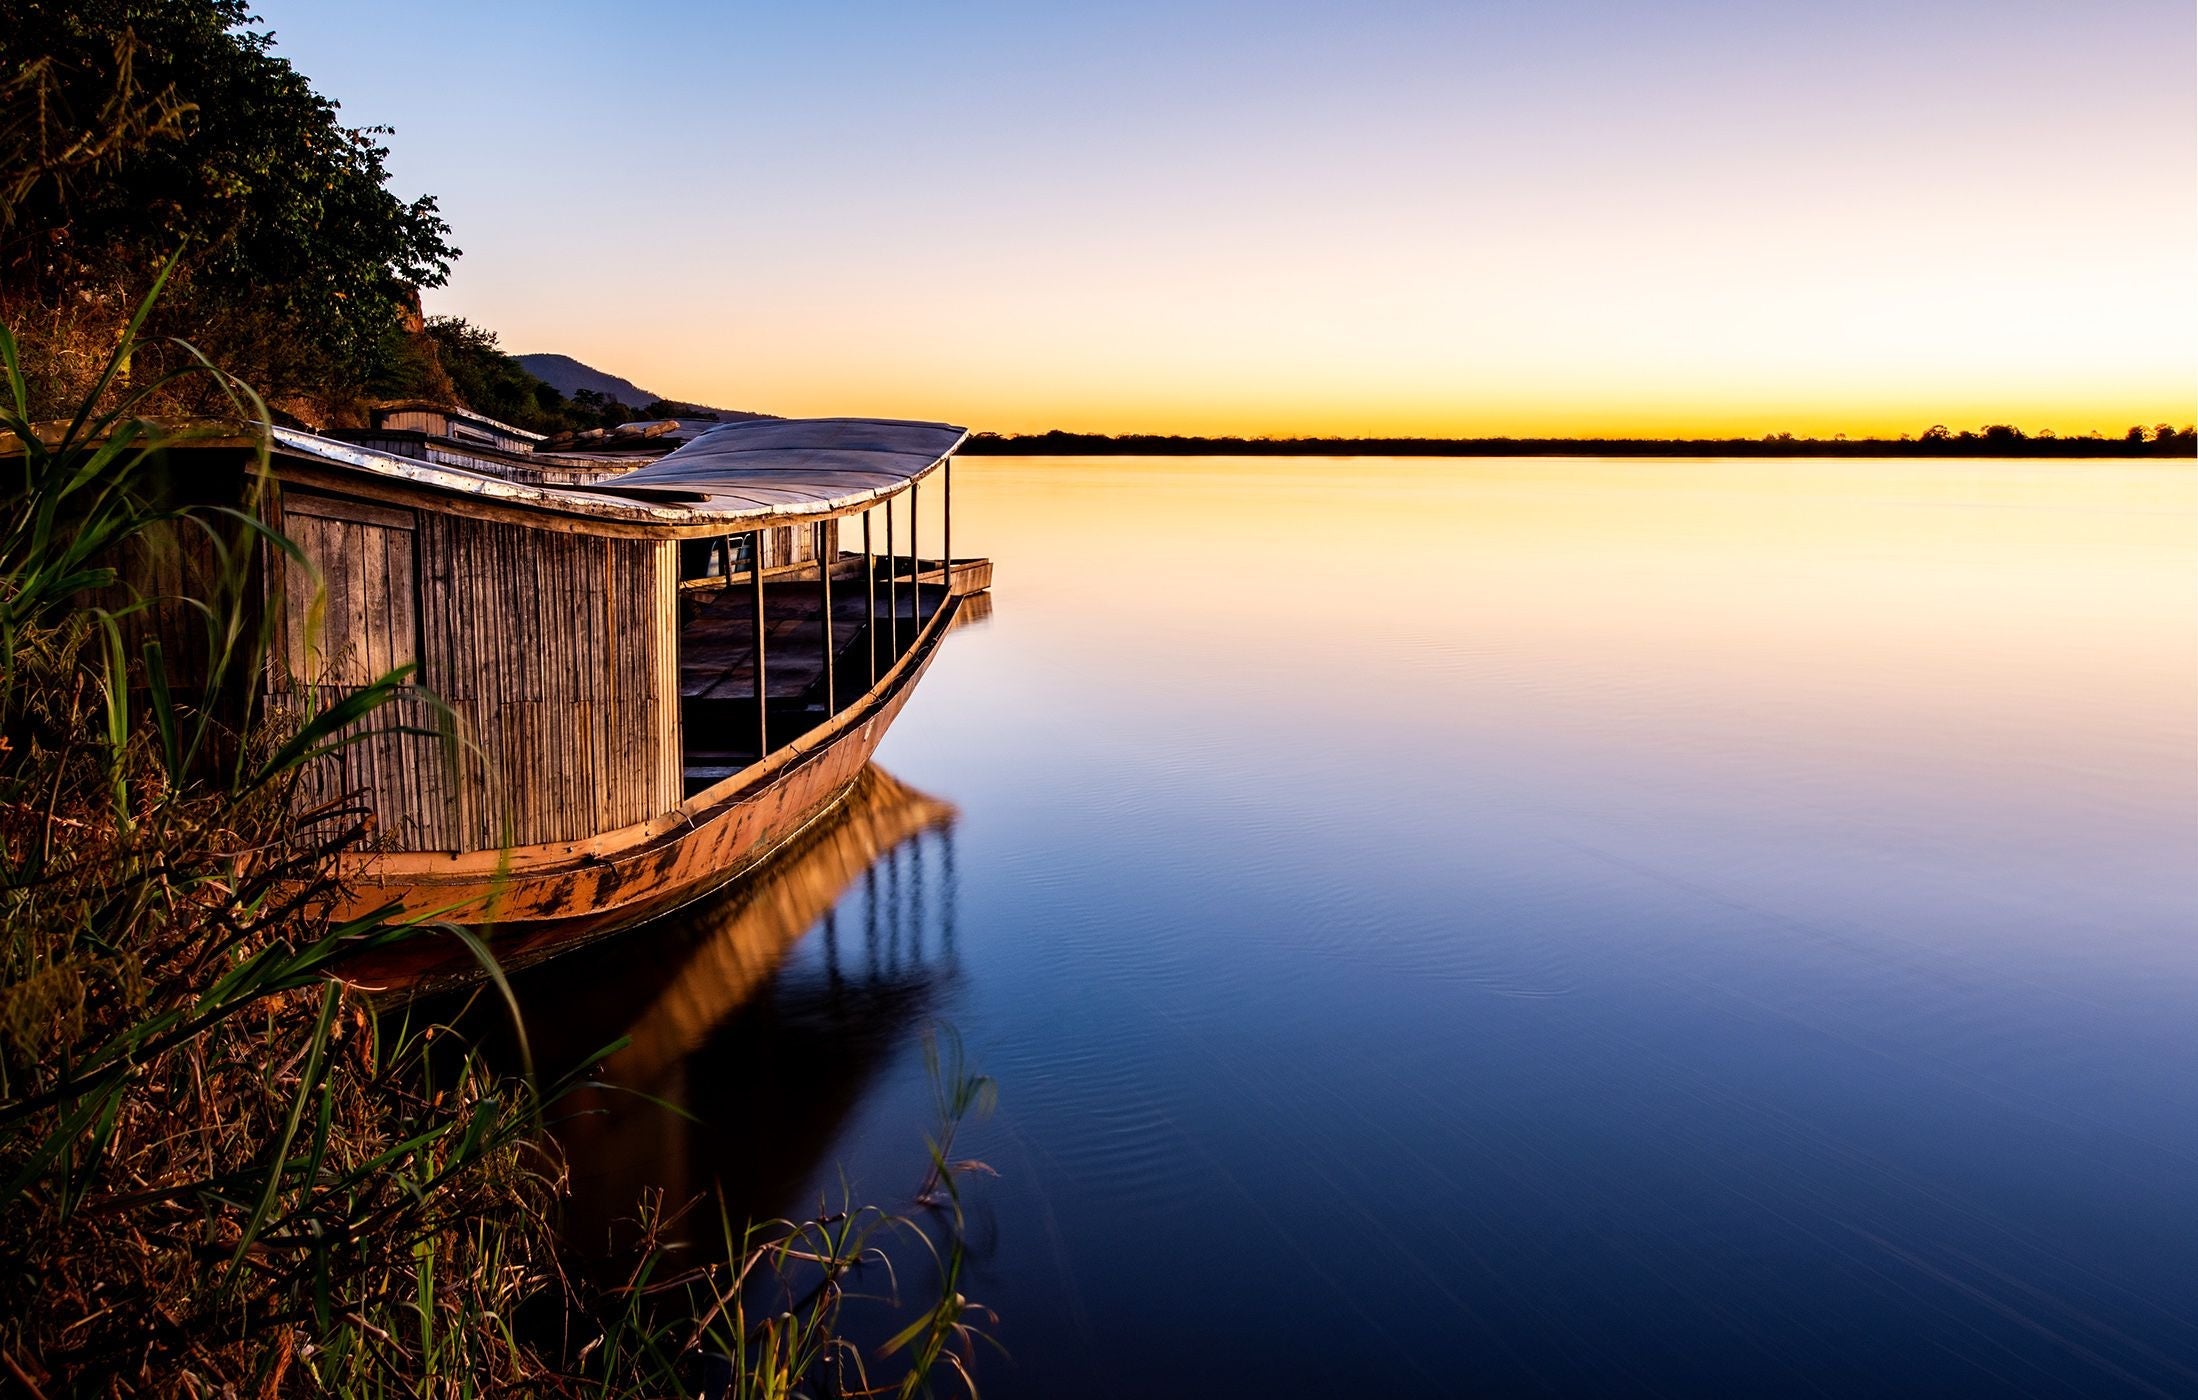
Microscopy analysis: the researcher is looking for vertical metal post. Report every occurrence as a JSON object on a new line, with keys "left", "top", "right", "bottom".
{"left": 942, "top": 828, "right": 957, "bottom": 957}
{"left": 863, "top": 865, "right": 880, "bottom": 974}
{"left": 886, "top": 493, "right": 898, "bottom": 659}
{"left": 749, "top": 528, "right": 767, "bottom": 758}
{"left": 910, "top": 830, "right": 926, "bottom": 960}
{"left": 887, "top": 841, "right": 903, "bottom": 972}
{"left": 863, "top": 508, "right": 876, "bottom": 686}
{"left": 911, "top": 478, "right": 922, "bottom": 629}
{"left": 816, "top": 521, "right": 835, "bottom": 714}
{"left": 942, "top": 457, "right": 952, "bottom": 608}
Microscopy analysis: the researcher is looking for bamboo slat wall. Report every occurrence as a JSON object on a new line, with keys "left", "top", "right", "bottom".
{"left": 416, "top": 511, "right": 682, "bottom": 850}
{"left": 275, "top": 490, "right": 683, "bottom": 853}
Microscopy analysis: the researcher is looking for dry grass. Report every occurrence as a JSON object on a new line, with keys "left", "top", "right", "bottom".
{"left": 0, "top": 278, "right": 993, "bottom": 1397}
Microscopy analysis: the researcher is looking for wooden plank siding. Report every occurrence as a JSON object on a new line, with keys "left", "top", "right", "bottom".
{"left": 271, "top": 494, "right": 460, "bottom": 851}
{"left": 94, "top": 453, "right": 261, "bottom": 723}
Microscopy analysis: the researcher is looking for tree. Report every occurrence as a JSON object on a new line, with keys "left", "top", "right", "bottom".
{"left": 421, "top": 316, "right": 553, "bottom": 428}
{"left": 0, "top": 1, "right": 456, "bottom": 416}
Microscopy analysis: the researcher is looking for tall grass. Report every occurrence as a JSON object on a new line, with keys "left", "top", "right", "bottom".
{"left": 0, "top": 278, "right": 992, "bottom": 1396}
{"left": 560, "top": 1028, "right": 999, "bottom": 1400}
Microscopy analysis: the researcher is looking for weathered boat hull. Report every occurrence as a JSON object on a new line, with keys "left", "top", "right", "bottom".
{"left": 337, "top": 589, "right": 966, "bottom": 991}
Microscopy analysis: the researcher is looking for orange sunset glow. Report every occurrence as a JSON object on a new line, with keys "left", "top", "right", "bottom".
{"left": 259, "top": 1, "right": 2195, "bottom": 438}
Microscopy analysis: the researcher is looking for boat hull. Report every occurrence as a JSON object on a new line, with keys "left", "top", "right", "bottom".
{"left": 337, "top": 589, "right": 966, "bottom": 990}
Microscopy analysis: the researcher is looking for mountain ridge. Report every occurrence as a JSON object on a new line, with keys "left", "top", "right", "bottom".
{"left": 513, "top": 352, "right": 773, "bottom": 421}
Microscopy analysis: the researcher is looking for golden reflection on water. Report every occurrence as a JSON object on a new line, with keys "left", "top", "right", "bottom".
{"left": 498, "top": 454, "right": 2197, "bottom": 1393}
{"left": 916, "top": 454, "right": 2197, "bottom": 985}
{"left": 954, "top": 454, "right": 2195, "bottom": 809}
{"left": 511, "top": 766, "right": 958, "bottom": 1251}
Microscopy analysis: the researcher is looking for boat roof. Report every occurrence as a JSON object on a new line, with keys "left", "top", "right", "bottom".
{"left": 372, "top": 399, "right": 548, "bottom": 443}
{"left": 270, "top": 416, "right": 966, "bottom": 534}
{"left": 588, "top": 418, "right": 967, "bottom": 508}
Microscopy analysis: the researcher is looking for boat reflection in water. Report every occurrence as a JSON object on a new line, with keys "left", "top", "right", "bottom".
{"left": 504, "top": 764, "right": 962, "bottom": 1253}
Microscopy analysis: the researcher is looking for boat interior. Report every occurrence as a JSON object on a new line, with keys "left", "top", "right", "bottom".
{"left": 676, "top": 551, "right": 976, "bottom": 792}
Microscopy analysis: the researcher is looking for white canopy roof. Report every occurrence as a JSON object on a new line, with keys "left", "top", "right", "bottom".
{"left": 269, "top": 417, "right": 966, "bottom": 534}
{"left": 587, "top": 418, "right": 967, "bottom": 511}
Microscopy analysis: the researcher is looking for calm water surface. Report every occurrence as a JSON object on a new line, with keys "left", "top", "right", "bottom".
{"left": 516, "top": 456, "right": 2197, "bottom": 1396}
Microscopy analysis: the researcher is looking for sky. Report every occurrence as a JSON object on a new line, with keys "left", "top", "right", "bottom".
{"left": 256, "top": 1, "right": 2195, "bottom": 438}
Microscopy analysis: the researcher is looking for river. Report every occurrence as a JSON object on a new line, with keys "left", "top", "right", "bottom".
{"left": 511, "top": 455, "right": 2197, "bottom": 1396}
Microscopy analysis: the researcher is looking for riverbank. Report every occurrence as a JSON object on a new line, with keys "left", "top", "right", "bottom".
{"left": 0, "top": 293, "right": 988, "bottom": 1397}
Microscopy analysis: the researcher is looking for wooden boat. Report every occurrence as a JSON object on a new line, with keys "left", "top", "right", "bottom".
{"left": 151, "top": 413, "right": 991, "bottom": 973}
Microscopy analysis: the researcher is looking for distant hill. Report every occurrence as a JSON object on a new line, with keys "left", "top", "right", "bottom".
{"left": 514, "top": 352, "right": 774, "bottom": 421}
{"left": 512, "top": 354, "right": 659, "bottom": 408}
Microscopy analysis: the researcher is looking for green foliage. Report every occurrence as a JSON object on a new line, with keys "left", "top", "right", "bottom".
{"left": 0, "top": 1, "right": 456, "bottom": 412}
{"left": 560, "top": 1036, "right": 997, "bottom": 1400}
{"left": 0, "top": 268, "right": 552, "bottom": 1397}
{"left": 421, "top": 317, "right": 566, "bottom": 433}
{"left": 0, "top": 285, "right": 991, "bottom": 1395}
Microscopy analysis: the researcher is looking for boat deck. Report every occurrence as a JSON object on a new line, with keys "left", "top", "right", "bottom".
{"left": 676, "top": 556, "right": 973, "bottom": 788}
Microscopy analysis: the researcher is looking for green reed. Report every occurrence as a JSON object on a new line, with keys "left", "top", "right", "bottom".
{"left": 0, "top": 274, "right": 992, "bottom": 1397}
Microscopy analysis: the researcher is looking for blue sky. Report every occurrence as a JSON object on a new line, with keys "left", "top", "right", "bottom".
{"left": 257, "top": 1, "right": 2196, "bottom": 434}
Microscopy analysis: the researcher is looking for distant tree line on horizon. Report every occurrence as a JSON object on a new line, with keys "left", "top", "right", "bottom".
{"left": 962, "top": 423, "right": 2196, "bottom": 458}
